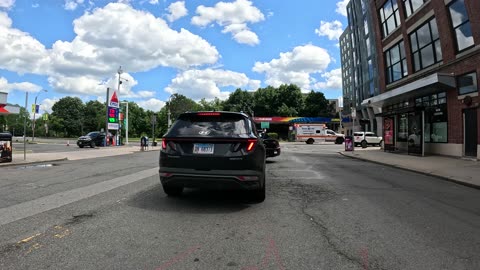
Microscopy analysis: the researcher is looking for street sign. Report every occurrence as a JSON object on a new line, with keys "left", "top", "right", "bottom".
{"left": 31, "top": 104, "right": 39, "bottom": 113}
{"left": 261, "top": 122, "right": 270, "bottom": 129}
{"left": 109, "top": 91, "right": 119, "bottom": 108}
{"left": 108, "top": 107, "right": 119, "bottom": 123}
{"left": 351, "top": 110, "right": 356, "bottom": 118}
{"left": 108, "top": 123, "right": 119, "bottom": 130}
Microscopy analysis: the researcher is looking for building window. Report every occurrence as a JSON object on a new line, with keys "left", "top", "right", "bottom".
{"left": 385, "top": 41, "right": 408, "bottom": 84}
{"left": 415, "top": 92, "right": 448, "bottom": 143}
{"left": 409, "top": 18, "right": 442, "bottom": 72}
{"left": 403, "top": 0, "right": 426, "bottom": 18}
{"left": 448, "top": 0, "right": 474, "bottom": 52}
{"left": 379, "top": 0, "right": 401, "bottom": 38}
{"left": 457, "top": 72, "right": 477, "bottom": 95}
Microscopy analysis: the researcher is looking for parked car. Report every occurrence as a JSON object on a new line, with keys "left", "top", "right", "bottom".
{"left": 159, "top": 111, "right": 266, "bottom": 202}
{"left": 354, "top": 131, "right": 383, "bottom": 148}
{"left": 77, "top": 131, "right": 107, "bottom": 148}
{"left": 259, "top": 132, "right": 281, "bottom": 158}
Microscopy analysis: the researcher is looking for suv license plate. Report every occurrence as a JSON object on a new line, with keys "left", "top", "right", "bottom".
{"left": 193, "top": 143, "right": 214, "bottom": 154}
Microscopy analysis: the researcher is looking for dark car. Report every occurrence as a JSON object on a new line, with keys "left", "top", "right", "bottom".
{"left": 260, "top": 132, "right": 281, "bottom": 158}
{"left": 77, "top": 131, "right": 106, "bottom": 148}
{"left": 159, "top": 111, "right": 266, "bottom": 202}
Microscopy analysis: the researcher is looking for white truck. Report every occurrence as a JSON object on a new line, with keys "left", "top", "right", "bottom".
{"left": 294, "top": 124, "right": 345, "bottom": 144}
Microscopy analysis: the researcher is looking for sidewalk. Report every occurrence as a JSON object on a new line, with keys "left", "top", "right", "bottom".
{"left": 340, "top": 148, "right": 480, "bottom": 189}
{"left": 0, "top": 145, "right": 158, "bottom": 167}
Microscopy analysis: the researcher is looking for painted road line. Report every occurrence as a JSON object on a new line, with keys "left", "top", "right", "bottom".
{"left": 0, "top": 167, "right": 158, "bottom": 226}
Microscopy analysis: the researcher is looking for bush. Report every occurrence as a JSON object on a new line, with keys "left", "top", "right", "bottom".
{"left": 266, "top": 132, "right": 279, "bottom": 139}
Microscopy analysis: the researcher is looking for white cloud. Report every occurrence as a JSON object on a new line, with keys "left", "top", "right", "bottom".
{"left": 0, "top": 77, "right": 43, "bottom": 93}
{"left": 137, "top": 98, "right": 165, "bottom": 112}
{"left": 165, "top": 1, "right": 188, "bottom": 22}
{"left": 0, "top": 4, "right": 220, "bottom": 98}
{"left": 39, "top": 98, "right": 58, "bottom": 113}
{"left": 315, "top": 20, "right": 343, "bottom": 40}
{"left": 64, "top": 0, "right": 84, "bottom": 11}
{"left": 313, "top": 68, "right": 342, "bottom": 90}
{"left": 149, "top": 0, "right": 159, "bottom": 4}
{"left": 166, "top": 68, "right": 260, "bottom": 100}
{"left": 336, "top": 0, "right": 348, "bottom": 17}
{"left": 0, "top": 0, "right": 15, "bottom": 9}
{"left": 32, "top": 3, "right": 39, "bottom": 8}
{"left": 253, "top": 44, "right": 332, "bottom": 91}
{"left": 191, "top": 0, "right": 264, "bottom": 45}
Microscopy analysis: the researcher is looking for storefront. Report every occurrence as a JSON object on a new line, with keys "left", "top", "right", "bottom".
{"left": 362, "top": 73, "right": 455, "bottom": 157}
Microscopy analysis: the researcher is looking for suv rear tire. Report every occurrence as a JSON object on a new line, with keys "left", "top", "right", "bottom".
{"left": 361, "top": 140, "right": 367, "bottom": 148}
{"left": 163, "top": 185, "right": 184, "bottom": 196}
{"left": 306, "top": 138, "right": 314, "bottom": 144}
{"left": 90, "top": 141, "right": 95, "bottom": 148}
{"left": 249, "top": 186, "right": 265, "bottom": 203}
{"left": 335, "top": 137, "right": 344, "bottom": 144}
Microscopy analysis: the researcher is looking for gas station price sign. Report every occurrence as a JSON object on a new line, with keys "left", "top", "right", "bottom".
{"left": 108, "top": 107, "right": 119, "bottom": 123}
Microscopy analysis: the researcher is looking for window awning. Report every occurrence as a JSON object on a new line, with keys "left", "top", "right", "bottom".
{"left": 361, "top": 73, "right": 455, "bottom": 108}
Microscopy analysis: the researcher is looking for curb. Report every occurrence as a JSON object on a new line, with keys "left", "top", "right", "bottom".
{"left": 338, "top": 152, "right": 480, "bottom": 190}
{"left": 0, "top": 158, "right": 69, "bottom": 168}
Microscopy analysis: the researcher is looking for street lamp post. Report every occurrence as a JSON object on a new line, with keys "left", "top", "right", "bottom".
{"left": 32, "top": 89, "right": 47, "bottom": 142}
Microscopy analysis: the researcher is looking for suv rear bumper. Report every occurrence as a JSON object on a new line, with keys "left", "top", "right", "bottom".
{"left": 266, "top": 147, "right": 281, "bottom": 157}
{"left": 159, "top": 167, "right": 263, "bottom": 190}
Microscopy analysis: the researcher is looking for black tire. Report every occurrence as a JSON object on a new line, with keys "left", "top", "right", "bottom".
{"left": 78, "top": 145, "right": 84, "bottom": 148}
{"left": 163, "top": 185, "right": 183, "bottom": 196}
{"left": 378, "top": 140, "right": 383, "bottom": 147}
{"left": 90, "top": 141, "right": 95, "bottom": 148}
{"left": 361, "top": 140, "right": 367, "bottom": 148}
{"left": 306, "top": 138, "right": 314, "bottom": 144}
{"left": 249, "top": 185, "right": 265, "bottom": 203}
{"left": 335, "top": 137, "right": 344, "bottom": 144}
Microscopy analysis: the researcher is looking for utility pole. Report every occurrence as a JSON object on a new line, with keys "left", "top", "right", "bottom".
{"left": 23, "top": 92, "right": 28, "bottom": 160}
{"left": 105, "top": 87, "right": 110, "bottom": 146}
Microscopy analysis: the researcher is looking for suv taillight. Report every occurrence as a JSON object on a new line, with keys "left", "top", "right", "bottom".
{"left": 161, "top": 138, "right": 167, "bottom": 150}
{"left": 246, "top": 139, "right": 257, "bottom": 152}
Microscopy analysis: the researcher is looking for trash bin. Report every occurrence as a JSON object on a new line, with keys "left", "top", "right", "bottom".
{"left": 344, "top": 136, "right": 354, "bottom": 152}
{"left": 0, "top": 132, "right": 13, "bottom": 163}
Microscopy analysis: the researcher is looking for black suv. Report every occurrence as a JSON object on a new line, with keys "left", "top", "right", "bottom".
{"left": 77, "top": 131, "right": 106, "bottom": 148}
{"left": 159, "top": 111, "right": 266, "bottom": 202}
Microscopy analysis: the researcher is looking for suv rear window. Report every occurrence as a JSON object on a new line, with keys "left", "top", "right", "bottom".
{"left": 168, "top": 113, "right": 250, "bottom": 137}
{"left": 353, "top": 132, "right": 364, "bottom": 136}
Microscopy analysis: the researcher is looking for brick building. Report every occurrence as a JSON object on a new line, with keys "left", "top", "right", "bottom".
{"left": 347, "top": 0, "right": 479, "bottom": 158}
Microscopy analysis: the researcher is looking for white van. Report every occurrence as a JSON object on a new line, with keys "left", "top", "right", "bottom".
{"left": 295, "top": 124, "right": 345, "bottom": 144}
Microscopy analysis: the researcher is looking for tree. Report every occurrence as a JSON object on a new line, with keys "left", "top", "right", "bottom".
{"left": 223, "top": 88, "right": 255, "bottom": 115}
{"left": 301, "top": 90, "right": 334, "bottom": 117}
{"left": 51, "top": 97, "right": 85, "bottom": 137}
{"left": 84, "top": 100, "right": 105, "bottom": 132}
{"left": 277, "top": 84, "right": 304, "bottom": 115}
{"left": 198, "top": 97, "right": 225, "bottom": 111}
{"left": 0, "top": 107, "right": 29, "bottom": 136}
{"left": 167, "top": 94, "right": 201, "bottom": 121}
{"left": 253, "top": 86, "right": 277, "bottom": 116}
{"left": 126, "top": 102, "right": 148, "bottom": 138}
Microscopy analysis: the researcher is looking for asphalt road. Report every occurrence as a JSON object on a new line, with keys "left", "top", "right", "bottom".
{"left": 0, "top": 144, "right": 479, "bottom": 269}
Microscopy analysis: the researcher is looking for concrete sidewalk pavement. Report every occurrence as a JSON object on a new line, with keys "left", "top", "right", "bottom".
{"left": 340, "top": 148, "right": 480, "bottom": 189}
{"left": 0, "top": 145, "right": 159, "bottom": 167}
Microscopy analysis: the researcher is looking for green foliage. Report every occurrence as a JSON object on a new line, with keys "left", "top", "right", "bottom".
{"left": 266, "top": 132, "right": 279, "bottom": 139}
{"left": 301, "top": 90, "right": 335, "bottom": 117}
{"left": 223, "top": 88, "right": 254, "bottom": 115}
{"left": 84, "top": 100, "right": 105, "bottom": 132}
{"left": 51, "top": 97, "right": 85, "bottom": 137}
{"left": 198, "top": 97, "right": 224, "bottom": 111}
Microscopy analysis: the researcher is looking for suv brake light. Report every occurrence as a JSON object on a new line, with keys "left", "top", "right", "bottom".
{"left": 161, "top": 138, "right": 167, "bottom": 150}
{"left": 246, "top": 139, "right": 257, "bottom": 152}
{"left": 197, "top": 112, "right": 220, "bottom": 116}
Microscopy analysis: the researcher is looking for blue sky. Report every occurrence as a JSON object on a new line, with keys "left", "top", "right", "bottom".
{"left": 0, "top": 0, "right": 349, "bottom": 115}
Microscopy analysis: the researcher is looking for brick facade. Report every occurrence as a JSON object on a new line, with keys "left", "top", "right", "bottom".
{"left": 369, "top": 0, "right": 480, "bottom": 156}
